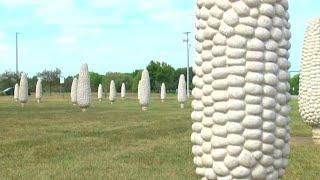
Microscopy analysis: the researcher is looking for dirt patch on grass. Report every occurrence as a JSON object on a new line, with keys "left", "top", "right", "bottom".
{"left": 291, "top": 136, "right": 313, "bottom": 144}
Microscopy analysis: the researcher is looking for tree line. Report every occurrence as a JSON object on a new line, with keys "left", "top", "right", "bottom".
{"left": 0, "top": 61, "right": 193, "bottom": 94}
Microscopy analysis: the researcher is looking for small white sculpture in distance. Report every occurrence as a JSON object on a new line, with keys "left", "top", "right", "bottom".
{"left": 160, "top": 82, "right": 166, "bottom": 102}
{"left": 98, "top": 83, "right": 103, "bottom": 102}
{"left": 121, "top": 83, "right": 126, "bottom": 100}
{"left": 14, "top": 83, "right": 19, "bottom": 102}
{"left": 35, "top": 78, "right": 43, "bottom": 103}
{"left": 109, "top": 80, "right": 117, "bottom": 104}
{"left": 139, "top": 70, "right": 151, "bottom": 111}
{"left": 178, "top": 74, "right": 186, "bottom": 109}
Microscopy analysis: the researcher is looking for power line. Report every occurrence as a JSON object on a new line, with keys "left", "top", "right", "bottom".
{"left": 183, "top": 32, "right": 191, "bottom": 98}
{"left": 16, "top": 32, "right": 19, "bottom": 74}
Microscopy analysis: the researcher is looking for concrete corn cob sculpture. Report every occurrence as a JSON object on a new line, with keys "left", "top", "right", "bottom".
{"left": 98, "top": 83, "right": 103, "bottom": 101}
{"left": 109, "top": 80, "right": 117, "bottom": 104}
{"left": 71, "top": 77, "right": 78, "bottom": 106}
{"left": 35, "top": 78, "right": 43, "bottom": 103}
{"left": 178, "top": 74, "right": 187, "bottom": 108}
{"left": 14, "top": 83, "right": 19, "bottom": 102}
{"left": 77, "top": 64, "right": 91, "bottom": 112}
{"left": 299, "top": 18, "right": 320, "bottom": 144}
{"left": 121, "top": 83, "right": 126, "bottom": 100}
{"left": 19, "top": 73, "right": 28, "bottom": 107}
{"left": 191, "top": 0, "right": 291, "bottom": 179}
{"left": 160, "top": 83, "right": 166, "bottom": 102}
{"left": 139, "top": 70, "right": 150, "bottom": 111}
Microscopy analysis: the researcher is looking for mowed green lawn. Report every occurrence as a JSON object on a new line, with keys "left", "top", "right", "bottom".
{"left": 0, "top": 94, "right": 319, "bottom": 179}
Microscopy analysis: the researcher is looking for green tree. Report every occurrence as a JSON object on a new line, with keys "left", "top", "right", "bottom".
{"left": 103, "top": 72, "right": 133, "bottom": 93}
{"left": 28, "top": 76, "right": 38, "bottom": 93}
{"left": 147, "top": 61, "right": 161, "bottom": 91}
{"left": 290, "top": 74, "right": 299, "bottom": 95}
{"left": 121, "top": 73, "right": 134, "bottom": 92}
{"left": 146, "top": 61, "right": 176, "bottom": 92}
{"left": 64, "top": 76, "right": 75, "bottom": 92}
{"left": 37, "top": 68, "right": 61, "bottom": 95}
{"left": 0, "top": 71, "right": 20, "bottom": 90}
{"left": 159, "top": 62, "right": 175, "bottom": 92}
{"left": 90, "top": 72, "right": 103, "bottom": 92}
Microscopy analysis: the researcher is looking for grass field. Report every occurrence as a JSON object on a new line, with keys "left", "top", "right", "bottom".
{"left": 0, "top": 94, "right": 319, "bottom": 180}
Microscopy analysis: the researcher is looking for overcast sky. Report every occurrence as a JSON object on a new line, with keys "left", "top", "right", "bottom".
{"left": 0, "top": 0, "right": 319, "bottom": 76}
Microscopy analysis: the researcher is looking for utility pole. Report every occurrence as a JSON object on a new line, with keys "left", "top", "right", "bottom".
{"left": 16, "top": 32, "right": 19, "bottom": 74}
{"left": 183, "top": 32, "right": 191, "bottom": 98}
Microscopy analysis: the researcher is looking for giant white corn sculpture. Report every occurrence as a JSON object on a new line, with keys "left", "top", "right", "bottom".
{"left": 71, "top": 77, "right": 78, "bottom": 106}
{"left": 14, "top": 83, "right": 19, "bottom": 102}
{"left": 121, "top": 83, "right": 126, "bottom": 100}
{"left": 191, "top": 0, "right": 291, "bottom": 179}
{"left": 19, "top": 73, "right": 28, "bottom": 107}
{"left": 77, "top": 64, "right": 91, "bottom": 112}
{"left": 299, "top": 18, "right": 320, "bottom": 144}
{"left": 35, "top": 78, "right": 43, "bottom": 103}
{"left": 178, "top": 74, "right": 187, "bottom": 108}
{"left": 160, "top": 82, "right": 166, "bottom": 102}
{"left": 109, "top": 80, "right": 117, "bottom": 104}
{"left": 139, "top": 70, "right": 150, "bottom": 111}
{"left": 98, "top": 83, "right": 103, "bottom": 101}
